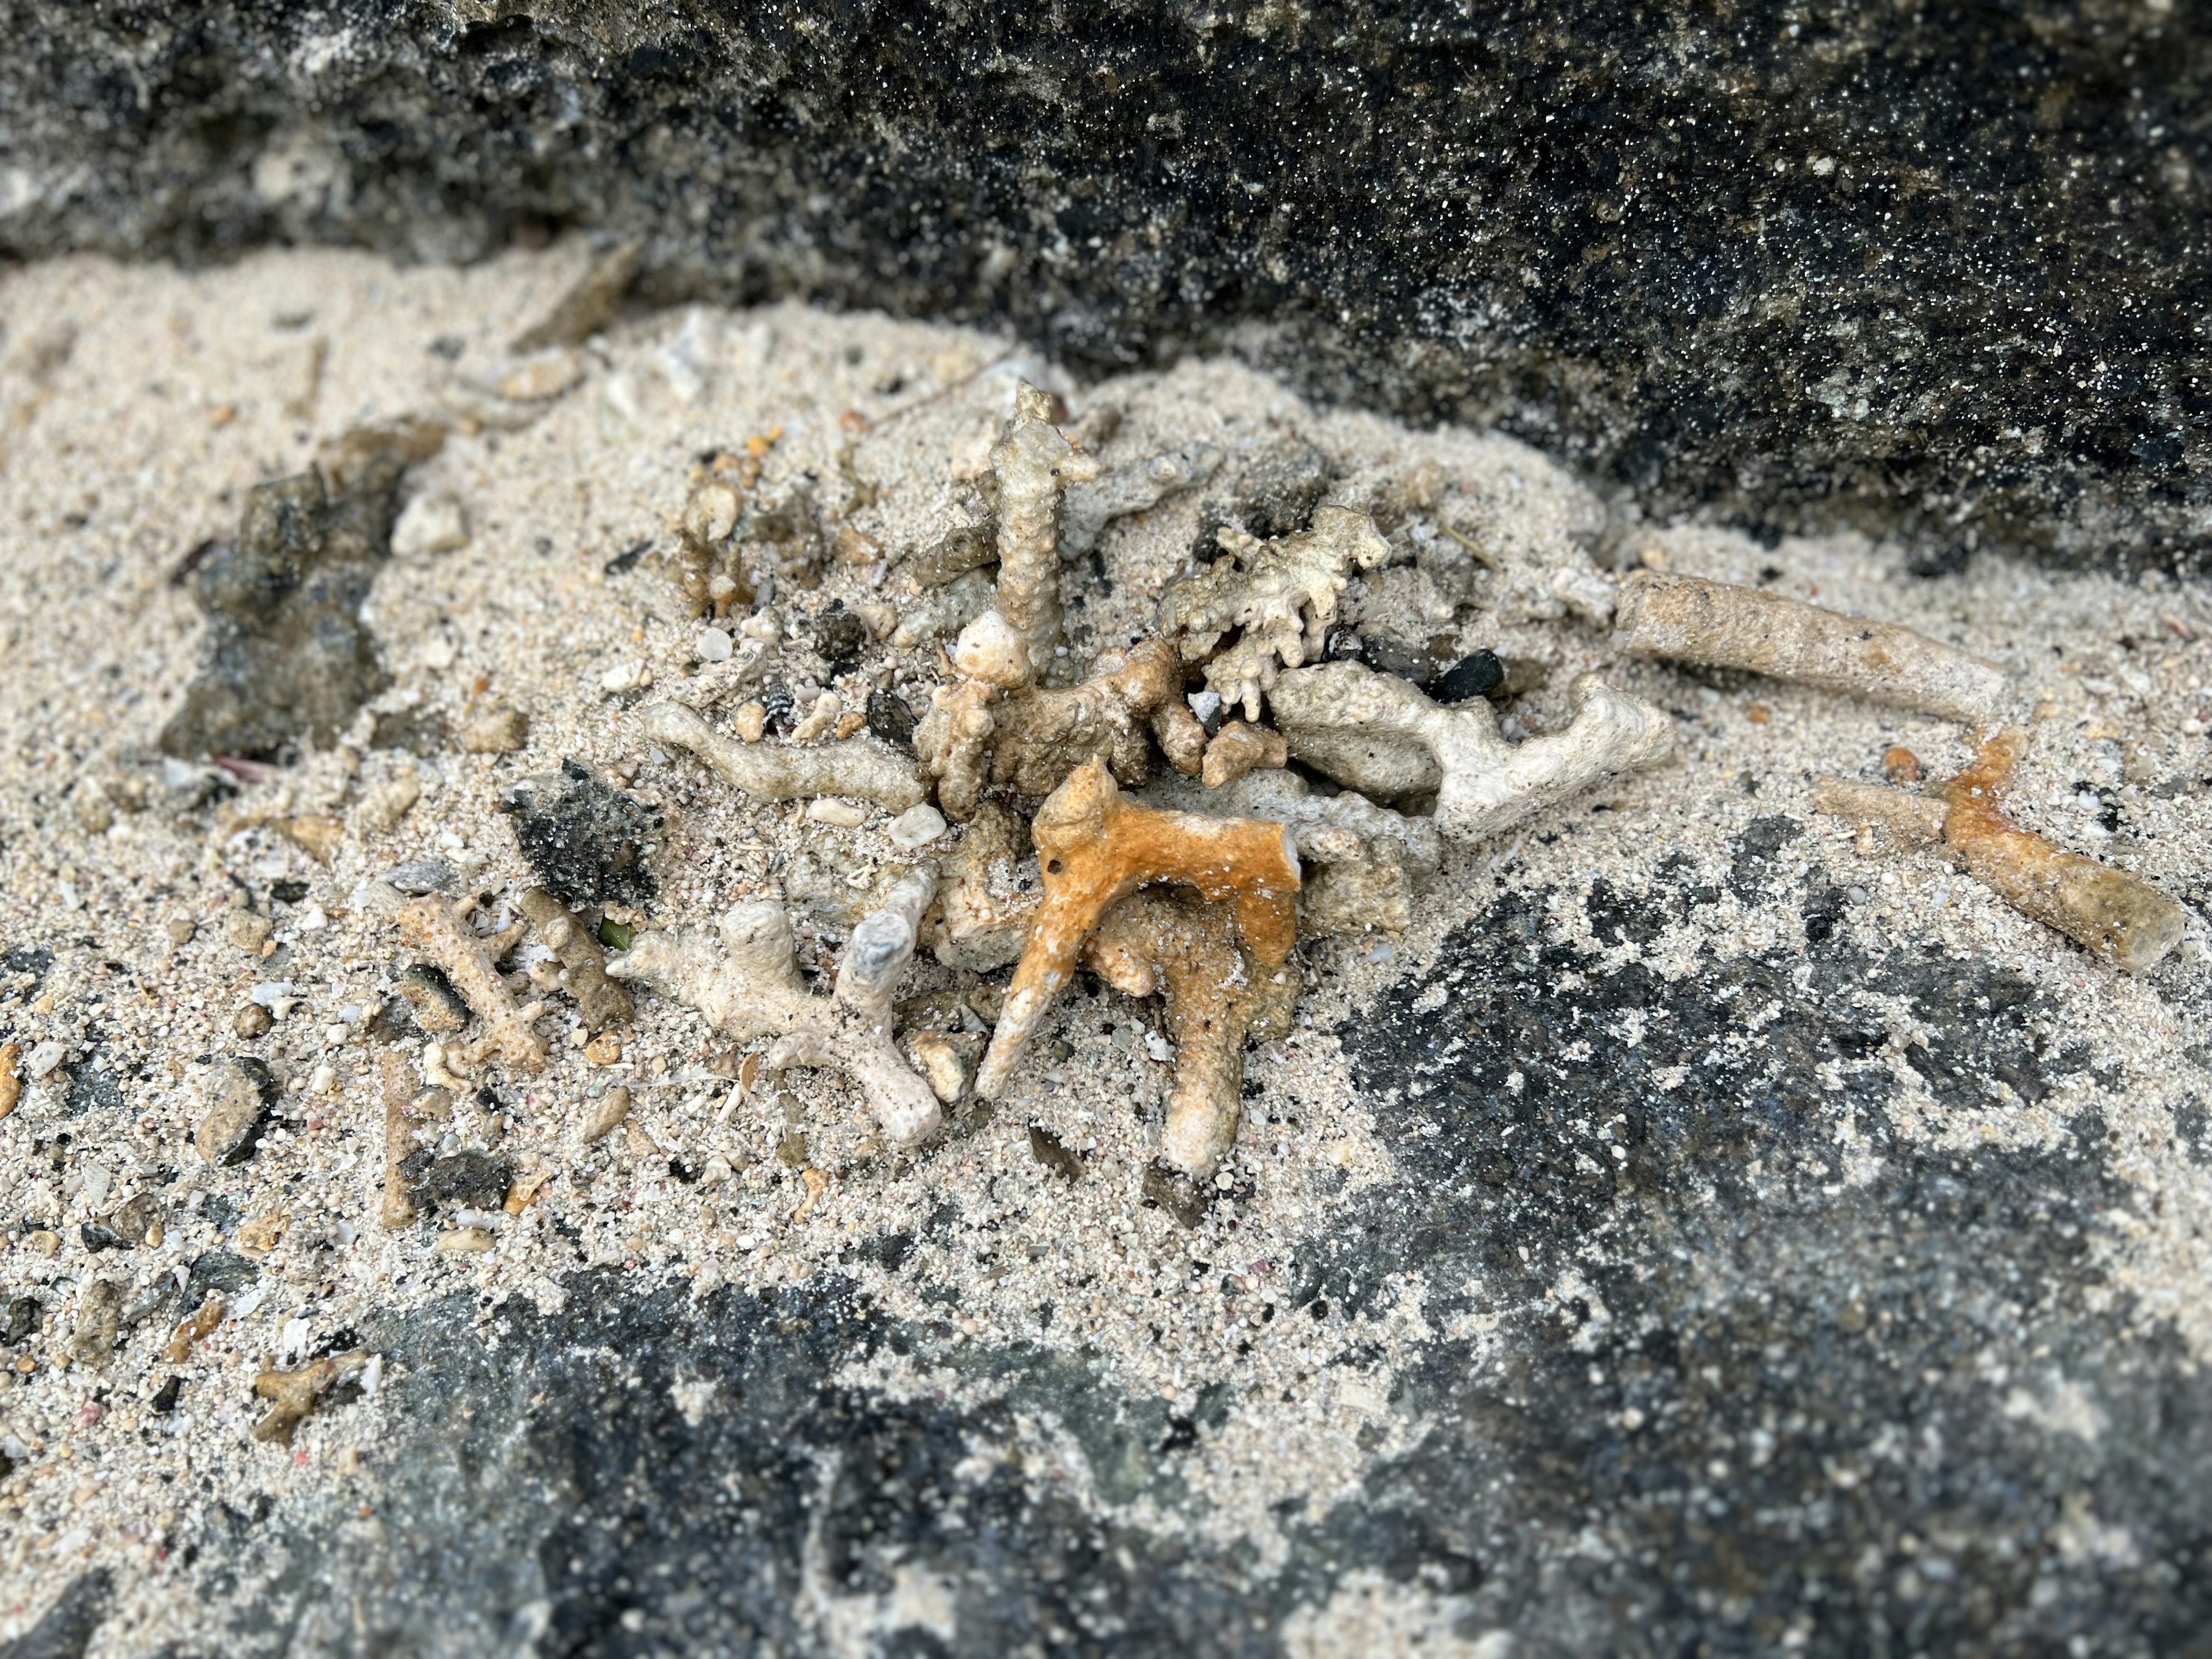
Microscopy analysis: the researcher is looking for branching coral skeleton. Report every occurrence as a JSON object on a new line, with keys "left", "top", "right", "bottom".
{"left": 1158, "top": 505, "right": 1391, "bottom": 718}
{"left": 1815, "top": 729, "right": 2188, "bottom": 973}
{"left": 391, "top": 893, "right": 550, "bottom": 1074}
{"left": 990, "top": 381, "right": 1100, "bottom": 677}
{"left": 975, "top": 759, "right": 1301, "bottom": 1099}
{"left": 1268, "top": 660, "right": 1675, "bottom": 842}
{"left": 607, "top": 869, "right": 944, "bottom": 1147}
{"left": 642, "top": 700, "right": 925, "bottom": 812}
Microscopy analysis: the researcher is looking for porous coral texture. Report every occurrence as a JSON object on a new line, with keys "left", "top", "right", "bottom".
{"left": 1159, "top": 504, "right": 1391, "bottom": 718}
{"left": 392, "top": 895, "right": 548, "bottom": 1074}
{"left": 641, "top": 701, "right": 924, "bottom": 812}
{"left": 991, "top": 381, "right": 1100, "bottom": 680}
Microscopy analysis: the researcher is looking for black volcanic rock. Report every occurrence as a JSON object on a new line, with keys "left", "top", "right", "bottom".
{"left": 1, "top": 2, "right": 2205, "bottom": 576}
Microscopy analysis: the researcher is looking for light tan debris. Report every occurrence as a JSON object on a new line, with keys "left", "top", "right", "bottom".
{"left": 976, "top": 759, "right": 1301, "bottom": 1097}
{"left": 730, "top": 700, "right": 768, "bottom": 743}
{"left": 393, "top": 895, "right": 549, "bottom": 1073}
{"left": 377, "top": 1054, "right": 423, "bottom": 1230}
{"left": 789, "top": 691, "right": 843, "bottom": 744}
{"left": 642, "top": 701, "right": 925, "bottom": 812}
{"left": 252, "top": 1349, "right": 370, "bottom": 1445}
{"left": 163, "top": 1296, "right": 226, "bottom": 1364}
{"left": 1081, "top": 887, "right": 1298, "bottom": 1182}
{"left": 1269, "top": 661, "right": 1675, "bottom": 842}
{"left": 1202, "top": 721, "right": 1288, "bottom": 790}
{"left": 516, "top": 887, "right": 634, "bottom": 1032}
{"left": 459, "top": 704, "right": 529, "bottom": 754}
{"left": 607, "top": 869, "right": 944, "bottom": 1147}
{"left": 1060, "top": 441, "right": 1223, "bottom": 559}
{"left": 67, "top": 1280, "right": 122, "bottom": 1367}
{"left": 1811, "top": 778, "right": 1946, "bottom": 849}
{"left": 1614, "top": 570, "right": 2014, "bottom": 726}
{"left": 924, "top": 802, "right": 1039, "bottom": 971}
{"left": 1159, "top": 505, "right": 1391, "bottom": 718}
{"left": 0, "top": 1041, "right": 18, "bottom": 1120}
{"left": 282, "top": 815, "right": 344, "bottom": 863}
{"left": 584, "top": 1032, "right": 622, "bottom": 1065}
{"left": 196, "top": 1056, "right": 277, "bottom": 1165}
{"left": 950, "top": 609, "right": 1033, "bottom": 690}
{"left": 1883, "top": 745, "right": 1923, "bottom": 783}
{"left": 666, "top": 637, "right": 772, "bottom": 709}
{"left": 391, "top": 492, "right": 469, "bottom": 558}
{"left": 582, "top": 1085, "right": 632, "bottom": 1144}
{"left": 357, "top": 771, "right": 422, "bottom": 835}
{"left": 1816, "top": 729, "right": 2189, "bottom": 972}
{"left": 991, "top": 381, "right": 1101, "bottom": 678}
{"left": 224, "top": 909, "right": 274, "bottom": 953}
{"left": 511, "top": 237, "right": 644, "bottom": 353}
{"left": 793, "top": 1167, "right": 830, "bottom": 1224}
{"left": 238, "top": 1211, "right": 290, "bottom": 1254}
{"left": 435, "top": 1227, "right": 497, "bottom": 1255}
{"left": 906, "top": 1031, "right": 980, "bottom": 1103}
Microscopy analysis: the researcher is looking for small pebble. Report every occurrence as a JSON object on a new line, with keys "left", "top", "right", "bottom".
{"left": 391, "top": 493, "right": 469, "bottom": 558}
{"left": 866, "top": 688, "right": 917, "bottom": 751}
{"left": 165, "top": 915, "right": 198, "bottom": 946}
{"left": 584, "top": 1032, "right": 623, "bottom": 1065}
{"left": 225, "top": 911, "right": 274, "bottom": 953}
{"left": 459, "top": 704, "right": 530, "bottom": 753}
{"left": 1883, "top": 745, "right": 1923, "bottom": 783}
{"left": 380, "top": 859, "right": 458, "bottom": 896}
{"left": 234, "top": 1003, "right": 274, "bottom": 1039}
{"left": 1430, "top": 649, "right": 1506, "bottom": 704}
{"left": 886, "top": 804, "right": 948, "bottom": 849}
{"left": 806, "top": 798, "right": 868, "bottom": 828}
{"left": 434, "top": 1227, "right": 497, "bottom": 1256}
{"left": 195, "top": 1057, "right": 278, "bottom": 1166}
{"left": 358, "top": 773, "right": 423, "bottom": 834}
{"left": 582, "top": 1086, "right": 631, "bottom": 1142}
{"left": 695, "top": 628, "right": 734, "bottom": 662}
{"left": 731, "top": 700, "right": 767, "bottom": 743}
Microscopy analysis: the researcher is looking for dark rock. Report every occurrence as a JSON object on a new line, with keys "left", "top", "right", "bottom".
{"left": 159, "top": 454, "right": 414, "bottom": 762}
{"left": 813, "top": 607, "right": 869, "bottom": 668}
{"left": 0, "top": 1568, "right": 112, "bottom": 1659}
{"left": 425, "top": 1151, "right": 511, "bottom": 1210}
{"left": 2, "top": 1295, "right": 39, "bottom": 1344}
{"left": 268, "top": 879, "right": 310, "bottom": 905}
{"left": 864, "top": 688, "right": 915, "bottom": 752}
{"left": 57, "top": 1048, "right": 124, "bottom": 1119}
{"left": 1429, "top": 649, "right": 1505, "bottom": 704}
{"left": 9, "top": 7, "right": 2203, "bottom": 574}
{"left": 77, "top": 1221, "right": 126, "bottom": 1253}
{"left": 1321, "top": 626, "right": 1365, "bottom": 664}
{"left": 502, "top": 760, "right": 660, "bottom": 910}
{"left": 1142, "top": 1160, "right": 1211, "bottom": 1229}
{"left": 1026, "top": 1123, "right": 1082, "bottom": 1183}
{"left": 149, "top": 1375, "right": 184, "bottom": 1415}
{"left": 187, "top": 1250, "right": 261, "bottom": 1303}
{"left": 110, "top": 1192, "right": 162, "bottom": 1247}
{"left": 365, "top": 996, "right": 418, "bottom": 1043}
{"left": 393, "top": 963, "right": 471, "bottom": 1034}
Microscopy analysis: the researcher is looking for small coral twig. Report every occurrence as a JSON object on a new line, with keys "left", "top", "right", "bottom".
{"left": 642, "top": 702, "right": 925, "bottom": 812}
{"left": 393, "top": 895, "right": 548, "bottom": 1073}
{"left": 976, "top": 760, "right": 1301, "bottom": 1097}
{"left": 1158, "top": 505, "right": 1391, "bottom": 718}
{"left": 516, "top": 887, "right": 634, "bottom": 1031}
{"left": 1269, "top": 661, "right": 1675, "bottom": 843}
{"left": 1082, "top": 888, "right": 1298, "bottom": 1181}
{"left": 377, "top": 1052, "right": 419, "bottom": 1229}
{"left": 992, "top": 382, "right": 1101, "bottom": 678}
{"left": 606, "top": 872, "right": 942, "bottom": 1147}
{"left": 1201, "top": 721, "right": 1287, "bottom": 790}
{"left": 991, "top": 639, "right": 1206, "bottom": 796}
{"left": 914, "top": 680, "right": 998, "bottom": 821}
{"left": 1816, "top": 730, "right": 2188, "bottom": 972}
{"left": 1615, "top": 571, "right": 2013, "bottom": 726}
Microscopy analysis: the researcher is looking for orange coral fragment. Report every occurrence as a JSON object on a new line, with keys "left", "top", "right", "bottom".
{"left": 976, "top": 759, "right": 1300, "bottom": 1097}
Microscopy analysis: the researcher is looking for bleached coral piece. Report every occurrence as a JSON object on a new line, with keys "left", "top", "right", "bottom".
{"left": 1816, "top": 729, "right": 2187, "bottom": 972}
{"left": 975, "top": 759, "right": 1301, "bottom": 1099}
{"left": 516, "top": 887, "right": 634, "bottom": 1032}
{"left": 665, "top": 637, "right": 772, "bottom": 709}
{"left": 393, "top": 895, "right": 549, "bottom": 1074}
{"left": 605, "top": 873, "right": 943, "bottom": 1147}
{"left": 1081, "top": 887, "right": 1298, "bottom": 1181}
{"left": 1158, "top": 505, "right": 1391, "bottom": 718}
{"left": 1059, "top": 442, "right": 1223, "bottom": 559}
{"left": 642, "top": 701, "right": 925, "bottom": 812}
{"left": 1268, "top": 660, "right": 1675, "bottom": 842}
{"left": 1615, "top": 570, "right": 2013, "bottom": 727}
{"left": 950, "top": 609, "right": 1033, "bottom": 689}
{"left": 991, "top": 381, "right": 1100, "bottom": 679}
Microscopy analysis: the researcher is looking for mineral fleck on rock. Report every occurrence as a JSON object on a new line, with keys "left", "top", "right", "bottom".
{"left": 195, "top": 1057, "right": 278, "bottom": 1166}
{"left": 502, "top": 759, "right": 660, "bottom": 910}
{"left": 160, "top": 444, "right": 421, "bottom": 761}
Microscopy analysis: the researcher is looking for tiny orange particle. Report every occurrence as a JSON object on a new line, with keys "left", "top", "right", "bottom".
{"left": 584, "top": 1033, "right": 623, "bottom": 1066}
{"left": 1882, "top": 745, "right": 1922, "bottom": 783}
{"left": 1745, "top": 703, "right": 1772, "bottom": 725}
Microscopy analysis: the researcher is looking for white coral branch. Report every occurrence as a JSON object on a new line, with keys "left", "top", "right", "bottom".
{"left": 642, "top": 702, "right": 925, "bottom": 812}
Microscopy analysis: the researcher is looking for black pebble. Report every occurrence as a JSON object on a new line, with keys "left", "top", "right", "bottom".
{"left": 149, "top": 1375, "right": 184, "bottom": 1414}
{"left": 1431, "top": 649, "right": 1506, "bottom": 704}
{"left": 866, "top": 688, "right": 916, "bottom": 752}
{"left": 1028, "top": 1124, "right": 1083, "bottom": 1182}
{"left": 816, "top": 607, "right": 870, "bottom": 666}
{"left": 270, "top": 880, "right": 310, "bottom": 906}
{"left": 2, "top": 1295, "right": 39, "bottom": 1343}
{"left": 426, "top": 1150, "right": 513, "bottom": 1210}
{"left": 186, "top": 1249, "right": 260, "bottom": 1302}
{"left": 79, "top": 1221, "right": 128, "bottom": 1253}
{"left": 502, "top": 759, "right": 660, "bottom": 910}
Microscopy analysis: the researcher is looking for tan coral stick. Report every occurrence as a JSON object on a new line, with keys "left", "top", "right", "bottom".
{"left": 516, "top": 887, "right": 634, "bottom": 1031}
{"left": 975, "top": 760, "right": 1301, "bottom": 1097}
{"left": 990, "top": 638, "right": 1206, "bottom": 796}
{"left": 992, "top": 381, "right": 1101, "bottom": 678}
{"left": 394, "top": 896, "right": 548, "bottom": 1073}
{"left": 1082, "top": 888, "right": 1298, "bottom": 1181}
{"left": 642, "top": 702, "right": 925, "bottom": 811}
{"left": 377, "top": 1051, "right": 419, "bottom": 1229}
{"left": 1815, "top": 730, "right": 2188, "bottom": 972}
{"left": 1614, "top": 570, "right": 2012, "bottom": 726}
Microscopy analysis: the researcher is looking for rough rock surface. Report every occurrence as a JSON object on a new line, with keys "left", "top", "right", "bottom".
{"left": 2, "top": 2, "right": 2206, "bottom": 574}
